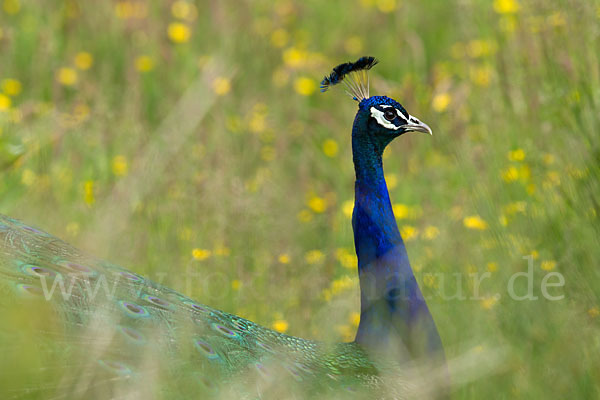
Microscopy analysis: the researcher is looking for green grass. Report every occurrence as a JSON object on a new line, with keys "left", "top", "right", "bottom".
{"left": 1, "top": 0, "right": 599, "bottom": 398}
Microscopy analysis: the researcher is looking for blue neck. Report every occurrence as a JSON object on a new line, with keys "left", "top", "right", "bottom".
{"left": 351, "top": 117, "right": 443, "bottom": 361}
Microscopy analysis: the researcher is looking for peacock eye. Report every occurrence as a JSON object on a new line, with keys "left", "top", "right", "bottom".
{"left": 383, "top": 110, "right": 396, "bottom": 121}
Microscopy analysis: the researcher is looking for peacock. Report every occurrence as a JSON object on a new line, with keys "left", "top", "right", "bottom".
{"left": 0, "top": 57, "right": 447, "bottom": 399}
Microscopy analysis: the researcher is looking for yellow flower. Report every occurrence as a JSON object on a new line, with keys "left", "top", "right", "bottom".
{"left": 422, "top": 225, "right": 440, "bottom": 240}
{"left": 171, "top": 0, "right": 197, "bottom": 20}
{"left": 350, "top": 312, "right": 360, "bottom": 327}
{"left": 335, "top": 248, "right": 358, "bottom": 269}
{"left": 400, "top": 225, "right": 418, "bottom": 241}
{"left": 168, "top": 22, "right": 191, "bottom": 43}
{"left": 330, "top": 276, "right": 356, "bottom": 294}
{"left": 114, "top": 1, "right": 129, "bottom": 18}
{"left": 543, "top": 153, "right": 555, "bottom": 165}
{"left": 376, "top": 0, "right": 397, "bottom": 13}
{"left": 111, "top": 155, "right": 128, "bottom": 176}
{"left": 297, "top": 209, "right": 313, "bottom": 223}
{"left": 225, "top": 115, "right": 242, "bottom": 133}
{"left": 231, "top": 280, "right": 241, "bottom": 291}
{"left": 278, "top": 253, "right": 290, "bottom": 264}
{"left": 503, "top": 202, "right": 526, "bottom": 216}
{"left": 192, "top": 248, "right": 211, "bottom": 260}
{"left": 249, "top": 116, "right": 266, "bottom": 134}
{"left": 341, "top": 253, "right": 358, "bottom": 269}
{"left": 308, "top": 196, "right": 327, "bottom": 213}
{"left": 386, "top": 173, "right": 398, "bottom": 189}
{"left": 568, "top": 89, "right": 580, "bottom": 105}
{"left": 214, "top": 245, "right": 230, "bottom": 256}
{"left": 283, "top": 47, "right": 308, "bottom": 68}
{"left": 588, "top": 307, "right": 599, "bottom": 318}
{"left": 467, "top": 40, "right": 496, "bottom": 58}
{"left": 249, "top": 107, "right": 267, "bottom": 133}
{"left": 322, "top": 139, "right": 339, "bottom": 157}
{"left": 499, "top": 15, "right": 517, "bottom": 33}
{"left": 83, "top": 180, "right": 95, "bottom": 206}
{"left": 530, "top": 250, "right": 539, "bottom": 259}
{"left": 487, "top": 262, "right": 498, "bottom": 272}
{"left": 114, "top": 1, "right": 147, "bottom": 19}
{"left": 21, "top": 169, "right": 36, "bottom": 186}
{"left": 305, "top": 250, "right": 324, "bottom": 264}
{"left": 260, "top": 145, "right": 275, "bottom": 161}
{"left": 432, "top": 93, "right": 451, "bottom": 112}
{"left": 508, "top": 148, "right": 525, "bottom": 161}
{"left": 481, "top": 296, "right": 498, "bottom": 310}
{"left": 337, "top": 324, "right": 354, "bottom": 342}
{"left": 135, "top": 55, "right": 154, "bottom": 72}
{"left": 545, "top": 171, "right": 561, "bottom": 187}
{"left": 213, "top": 77, "right": 231, "bottom": 96}
{"left": 493, "top": 0, "right": 520, "bottom": 14}
{"left": 392, "top": 203, "right": 410, "bottom": 219}
{"left": 383, "top": 146, "right": 392, "bottom": 160}
{"left": 344, "top": 36, "right": 364, "bottom": 55}
{"left": 253, "top": 102, "right": 269, "bottom": 116}
{"left": 501, "top": 166, "right": 519, "bottom": 182}
{"left": 0, "top": 94, "right": 11, "bottom": 110}
{"left": 2, "top": 78, "right": 22, "bottom": 96}
{"left": 540, "top": 260, "right": 556, "bottom": 271}
{"left": 272, "top": 319, "right": 289, "bottom": 333}
{"left": 470, "top": 65, "right": 492, "bottom": 87}
{"left": 423, "top": 274, "right": 438, "bottom": 288}
{"left": 547, "top": 12, "right": 566, "bottom": 28}
{"left": 270, "top": 28, "right": 289, "bottom": 48}
{"left": 74, "top": 52, "right": 93, "bottom": 70}
{"left": 66, "top": 222, "right": 80, "bottom": 237}
{"left": 342, "top": 200, "right": 354, "bottom": 218}
{"left": 294, "top": 77, "right": 317, "bottom": 96}
{"left": 3, "top": 0, "right": 20, "bottom": 14}
{"left": 463, "top": 215, "right": 488, "bottom": 230}
{"left": 57, "top": 67, "right": 78, "bottom": 86}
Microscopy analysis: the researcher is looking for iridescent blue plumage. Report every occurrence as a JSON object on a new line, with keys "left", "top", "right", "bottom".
{"left": 351, "top": 96, "right": 444, "bottom": 360}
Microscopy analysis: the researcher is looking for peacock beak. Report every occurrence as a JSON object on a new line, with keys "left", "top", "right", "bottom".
{"left": 402, "top": 116, "right": 433, "bottom": 135}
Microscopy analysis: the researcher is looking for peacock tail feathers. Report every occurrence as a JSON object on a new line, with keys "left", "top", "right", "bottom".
{"left": 0, "top": 214, "right": 426, "bottom": 399}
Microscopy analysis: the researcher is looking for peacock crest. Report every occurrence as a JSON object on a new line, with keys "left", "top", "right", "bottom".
{"left": 320, "top": 56, "right": 378, "bottom": 101}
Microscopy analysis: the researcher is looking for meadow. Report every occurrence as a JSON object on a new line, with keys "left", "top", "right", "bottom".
{"left": 0, "top": 0, "right": 599, "bottom": 398}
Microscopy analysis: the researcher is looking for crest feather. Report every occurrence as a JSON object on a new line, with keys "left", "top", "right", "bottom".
{"left": 320, "top": 56, "right": 378, "bottom": 101}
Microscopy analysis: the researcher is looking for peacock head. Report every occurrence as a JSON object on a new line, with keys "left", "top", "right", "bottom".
{"left": 321, "top": 56, "right": 432, "bottom": 148}
{"left": 356, "top": 95, "right": 432, "bottom": 138}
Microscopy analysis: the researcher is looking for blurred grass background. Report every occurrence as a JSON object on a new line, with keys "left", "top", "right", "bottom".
{"left": 0, "top": 0, "right": 599, "bottom": 398}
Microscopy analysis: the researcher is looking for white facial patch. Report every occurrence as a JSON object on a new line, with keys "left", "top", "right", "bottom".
{"left": 370, "top": 107, "right": 402, "bottom": 130}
